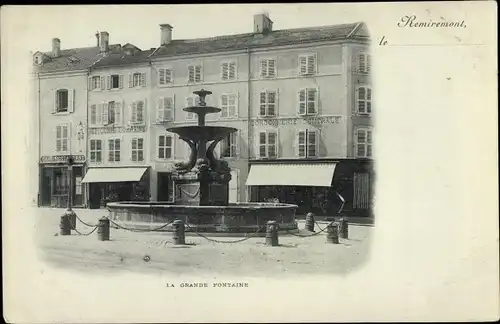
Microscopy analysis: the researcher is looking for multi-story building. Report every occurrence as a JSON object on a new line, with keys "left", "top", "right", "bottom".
{"left": 82, "top": 33, "right": 154, "bottom": 208}
{"left": 148, "top": 14, "right": 373, "bottom": 216}
{"left": 32, "top": 37, "right": 105, "bottom": 208}
{"left": 32, "top": 13, "right": 373, "bottom": 216}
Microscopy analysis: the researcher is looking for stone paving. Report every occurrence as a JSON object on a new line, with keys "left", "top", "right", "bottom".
{"left": 36, "top": 208, "right": 373, "bottom": 278}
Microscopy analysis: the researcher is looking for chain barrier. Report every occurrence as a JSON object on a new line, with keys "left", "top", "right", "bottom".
{"left": 179, "top": 187, "right": 200, "bottom": 199}
{"left": 69, "top": 220, "right": 98, "bottom": 236}
{"left": 184, "top": 222, "right": 266, "bottom": 244}
{"left": 75, "top": 214, "right": 98, "bottom": 227}
{"left": 284, "top": 220, "right": 336, "bottom": 238}
{"left": 108, "top": 219, "right": 175, "bottom": 232}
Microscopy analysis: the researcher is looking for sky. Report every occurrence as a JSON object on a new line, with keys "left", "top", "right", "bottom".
{"left": 10, "top": 4, "right": 373, "bottom": 53}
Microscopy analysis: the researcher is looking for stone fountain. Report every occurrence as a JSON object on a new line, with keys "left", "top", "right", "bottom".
{"left": 107, "top": 89, "right": 298, "bottom": 234}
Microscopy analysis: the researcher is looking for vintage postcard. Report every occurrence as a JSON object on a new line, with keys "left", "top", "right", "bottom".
{"left": 2, "top": 2, "right": 498, "bottom": 322}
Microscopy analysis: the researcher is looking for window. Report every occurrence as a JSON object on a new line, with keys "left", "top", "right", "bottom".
{"left": 108, "top": 138, "right": 121, "bottom": 162}
{"left": 157, "top": 96, "right": 174, "bottom": 122}
{"left": 101, "top": 101, "right": 122, "bottom": 125}
{"left": 89, "top": 139, "right": 102, "bottom": 162}
{"left": 357, "top": 86, "right": 372, "bottom": 114}
{"left": 158, "top": 68, "right": 173, "bottom": 85}
{"left": 55, "top": 89, "right": 68, "bottom": 112}
{"left": 221, "top": 61, "right": 236, "bottom": 80}
{"left": 298, "top": 88, "right": 318, "bottom": 115}
{"left": 129, "top": 72, "right": 146, "bottom": 88}
{"left": 260, "top": 59, "right": 276, "bottom": 78}
{"left": 158, "top": 135, "right": 173, "bottom": 159}
{"left": 188, "top": 64, "right": 203, "bottom": 83}
{"left": 186, "top": 97, "right": 200, "bottom": 120}
{"left": 53, "top": 169, "right": 69, "bottom": 195}
{"left": 90, "top": 76, "right": 101, "bottom": 90}
{"left": 259, "top": 91, "right": 277, "bottom": 117}
{"left": 90, "top": 105, "right": 97, "bottom": 125}
{"left": 297, "top": 129, "right": 319, "bottom": 158}
{"left": 131, "top": 100, "right": 145, "bottom": 124}
{"left": 258, "top": 131, "right": 277, "bottom": 159}
{"left": 108, "top": 74, "right": 123, "bottom": 89}
{"left": 299, "top": 54, "right": 317, "bottom": 75}
{"left": 221, "top": 132, "right": 238, "bottom": 158}
{"left": 55, "top": 124, "right": 69, "bottom": 152}
{"left": 356, "top": 128, "right": 372, "bottom": 158}
{"left": 131, "top": 138, "right": 144, "bottom": 162}
{"left": 358, "top": 53, "right": 372, "bottom": 74}
{"left": 220, "top": 94, "right": 238, "bottom": 118}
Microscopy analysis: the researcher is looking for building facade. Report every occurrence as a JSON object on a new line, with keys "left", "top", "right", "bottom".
{"left": 32, "top": 14, "right": 373, "bottom": 216}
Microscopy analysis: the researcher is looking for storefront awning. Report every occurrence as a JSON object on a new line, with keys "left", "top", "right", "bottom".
{"left": 81, "top": 167, "right": 148, "bottom": 183}
{"left": 245, "top": 163, "right": 337, "bottom": 187}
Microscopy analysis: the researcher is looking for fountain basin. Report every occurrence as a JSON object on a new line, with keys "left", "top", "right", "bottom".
{"left": 166, "top": 126, "right": 238, "bottom": 141}
{"left": 107, "top": 201, "right": 298, "bottom": 234}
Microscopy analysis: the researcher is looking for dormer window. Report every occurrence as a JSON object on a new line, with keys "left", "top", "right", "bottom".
{"left": 33, "top": 54, "right": 43, "bottom": 65}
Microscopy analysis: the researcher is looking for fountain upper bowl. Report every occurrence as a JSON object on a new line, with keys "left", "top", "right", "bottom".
{"left": 166, "top": 125, "right": 238, "bottom": 141}
{"left": 183, "top": 106, "right": 221, "bottom": 114}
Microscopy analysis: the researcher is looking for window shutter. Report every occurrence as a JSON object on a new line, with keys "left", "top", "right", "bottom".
{"left": 258, "top": 131, "right": 266, "bottom": 158}
{"left": 119, "top": 74, "right": 124, "bottom": 89}
{"left": 188, "top": 65, "right": 194, "bottom": 82}
{"left": 314, "top": 88, "right": 319, "bottom": 115}
{"left": 101, "top": 102, "right": 109, "bottom": 125}
{"left": 106, "top": 75, "right": 111, "bottom": 90}
{"left": 274, "top": 89, "right": 279, "bottom": 116}
{"left": 259, "top": 92, "right": 266, "bottom": 117}
{"left": 96, "top": 103, "right": 102, "bottom": 125}
{"left": 131, "top": 101, "right": 137, "bottom": 123}
{"left": 100, "top": 76, "right": 106, "bottom": 90}
{"left": 128, "top": 73, "right": 133, "bottom": 88}
{"left": 90, "top": 104, "right": 96, "bottom": 125}
{"left": 234, "top": 92, "right": 239, "bottom": 118}
{"left": 299, "top": 56, "right": 307, "bottom": 75}
{"left": 297, "top": 130, "right": 306, "bottom": 158}
{"left": 259, "top": 59, "right": 266, "bottom": 78}
{"left": 359, "top": 54, "right": 366, "bottom": 73}
{"left": 68, "top": 88, "right": 75, "bottom": 113}
{"left": 88, "top": 77, "right": 92, "bottom": 90}
{"left": 157, "top": 97, "right": 164, "bottom": 122}
{"left": 269, "top": 59, "right": 276, "bottom": 77}
{"left": 166, "top": 68, "right": 172, "bottom": 84}
{"left": 142, "top": 98, "right": 147, "bottom": 122}
{"left": 234, "top": 130, "right": 240, "bottom": 157}
{"left": 67, "top": 123, "right": 72, "bottom": 153}
{"left": 229, "top": 62, "right": 236, "bottom": 79}
{"left": 52, "top": 90, "right": 58, "bottom": 114}
{"left": 55, "top": 126, "right": 61, "bottom": 151}
{"left": 165, "top": 96, "right": 174, "bottom": 121}
{"left": 115, "top": 101, "right": 122, "bottom": 125}
{"left": 314, "top": 130, "right": 320, "bottom": 157}
{"left": 158, "top": 69, "right": 165, "bottom": 85}
{"left": 140, "top": 73, "right": 146, "bottom": 87}
{"left": 367, "top": 88, "right": 372, "bottom": 113}
{"left": 307, "top": 55, "right": 316, "bottom": 74}
{"left": 357, "top": 87, "right": 365, "bottom": 114}
{"left": 298, "top": 89, "right": 306, "bottom": 115}
{"left": 221, "top": 63, "right": 228, "bottom": 80}
{"left": 367, "top": 55, "right": 372, "bottom": 73}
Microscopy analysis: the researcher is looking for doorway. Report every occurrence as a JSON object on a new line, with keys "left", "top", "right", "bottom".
{"left": 157, "top": 172, "right": 173, "bottom": 202}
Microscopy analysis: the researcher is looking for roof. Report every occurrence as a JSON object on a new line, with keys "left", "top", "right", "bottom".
{"left": 91, "top": 48, "right": 155, "bottom": 69}
{"left": 33, "top": 44, "right": 122, "bottom": 73}
{"left": 151, "top": 22, "right": 369, "bottom": 58}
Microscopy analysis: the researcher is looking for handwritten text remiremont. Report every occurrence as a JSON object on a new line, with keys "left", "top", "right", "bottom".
{"left": 398, "top": 15, "right": 467, "bottom": 28}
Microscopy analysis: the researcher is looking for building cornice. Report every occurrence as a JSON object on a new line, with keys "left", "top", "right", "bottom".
{"left": 36, "top": 69, "right": 88, "bottom": 78}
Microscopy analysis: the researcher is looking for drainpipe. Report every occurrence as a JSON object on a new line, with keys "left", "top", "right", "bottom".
{"left": 85, "top": 68, "right": 91, "bottom": 208}
{"left": 246, "top": 47, "right": 251, "bottom": 202}
{"left": 37, "top": 72, "right": 41, "bottom": 207}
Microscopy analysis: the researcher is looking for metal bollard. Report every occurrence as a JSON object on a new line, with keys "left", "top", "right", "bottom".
{"left": 305, "top": 212, "right": 315, "bottom": 232}
{"left": 59, "top": 214, "right": 71, "bottom": 236}
{"left": 172, "top": 219, "right": 185, "bottom": 245}
{"left": 265, "top": 220, "right": 279, "bottom": 246}
{"left": 339, "top": 217, "right": 349, "bottom": 239}
{"left": 97, "top": 217, "right": 110, "bottom": 241}
{"left": 326, "top": 222, "right": 339, "bottom": 244}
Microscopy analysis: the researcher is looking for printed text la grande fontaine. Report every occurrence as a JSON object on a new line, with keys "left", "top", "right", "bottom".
{"left": 166, "top": 281, "right": 249, "bottom": 288}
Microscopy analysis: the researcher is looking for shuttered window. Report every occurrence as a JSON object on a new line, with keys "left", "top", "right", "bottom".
{"left": 299, "top": 54, "right": 317, "bottom": 75}
{"left": 358, "top": 53, "right": 371, "bottom": 74}
{"left": 259, "top": 90, "right": 277, "bottom": 117}
{"left": 297, "top": 129, "right": 319, "bottom": 158}
{"left": 157, "top": 96, "right": 174, "bottom": 122}
{"left": 298, "top": 88, "right": 319, "bottom": 115}
{"left": 108, "top": 138, "right": 121, "bottom": 162}
{"left": 220, "top": 93, "right": 238, "bottom": 118}
{"left": 259, "top": 59, "right": 276, "bottom": 78}
{"left": 55, "top": 124, "right": 69, "bottom": 152}
{"left": 357, "top": 86, "right": 372, "bottom": 114}
{"left": 158, "top": 135, "right": 173, "bottom": 159}
{"left": 356, "top": 128, "right": 373, "bottom": 158}
{"left": 188, "top": 64, "right": 203, "bottom": 83}
{"left": 258, "top": 131, "right": 278, "bottom": 159}
{"left": 158, "top": 68, "right": 173, "bottom": 85}
{"left": 89, "top": 139, "right": 102, "bottom": 163}
{"left": 131, "top": 138, "right": 144, "bottom": 162}
{"left": 221, "top": 61, "right": 237, "bottom": 80}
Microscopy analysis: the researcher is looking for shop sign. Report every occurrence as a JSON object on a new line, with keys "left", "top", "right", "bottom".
{"left": 250, "top": 116, "right": 342, "bottom": 127}
{"left": 40, "top": 155, "right": 86, "bottom": 164}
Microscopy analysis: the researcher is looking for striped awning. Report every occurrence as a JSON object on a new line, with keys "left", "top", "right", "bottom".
{"left": 245, "top": 163, "right": 336, "bottom": 187}
{"left": 81, "top": 167, "right": 148, "bottom": 183}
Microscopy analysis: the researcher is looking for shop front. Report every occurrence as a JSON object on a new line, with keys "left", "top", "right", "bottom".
{"left": 82, "top": 167, "right": 150, "bottom": 209}
{"left": 38, "top": 155, "right": 86, "bottom": 208}
{"left": 246, "top": 159, "right": 373, "bottom": 217}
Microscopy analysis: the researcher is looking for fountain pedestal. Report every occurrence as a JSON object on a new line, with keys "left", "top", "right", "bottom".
{"left": 173, "top": 168, "right": 231, "bottom": 206}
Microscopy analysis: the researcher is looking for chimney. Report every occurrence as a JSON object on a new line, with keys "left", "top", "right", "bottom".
{"left": 160, "top": 24, "right": 173, "bottom": 45}
{"left": 254, "top": 13, "right": 273, "bottom": 34}
{"left": 52, "top": 38, "right": 61, "bottom": 58}
{"left": 99, "top": 31, "right": 109, "bottom": 52}
{"left": 95, "top": 31, "right": 100, "bottom": 47}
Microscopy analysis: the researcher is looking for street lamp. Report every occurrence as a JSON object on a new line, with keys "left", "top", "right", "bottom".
{"left": 63, "top": 155, "right": 77, "bottom": 229}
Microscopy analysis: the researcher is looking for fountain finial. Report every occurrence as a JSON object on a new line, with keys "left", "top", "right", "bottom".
{"left": 193, "top": 89, "right": 211, "bottom": 107}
